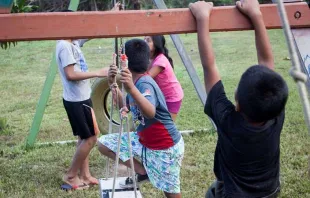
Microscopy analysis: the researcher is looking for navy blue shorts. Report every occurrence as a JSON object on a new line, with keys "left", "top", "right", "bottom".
{"left": 63, "top": 98, "right": 95, "bottom": 139}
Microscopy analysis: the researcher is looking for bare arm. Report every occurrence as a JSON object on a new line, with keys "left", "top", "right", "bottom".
{"left": 148, "top": 66, "right": 163, "bottom": 78}
{"left": 127, "top": 86, "right": 156, "bottom": 119}
{"left": 64, "top": 65, "right": 108, "bottom": 81}
{"left": 190, "top": 2, "right": 220, "bottom": 94}
{"left": 252, "top": 15, "right": 274, "bottom": 69}
{"left": 111, "top": 87, "right": 126, "bottom": 109}
{"left": 236, "top": 0, "right": 274, "bottom": 69}
{"left": 121, "top": 68, "right": 155, "bottom": 119}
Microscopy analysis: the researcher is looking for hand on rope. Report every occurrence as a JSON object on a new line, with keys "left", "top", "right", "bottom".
{"left": 120, "top": 106, "right": 129, "bottom": 119}
{"left": 120, "top": 54, "right": 134, "bottom": 92}
{"left": 108, "top": 54, "right": 118, "bottom": 86}
{"left": 109, "top": 54, "right": 120, "bottom": 107}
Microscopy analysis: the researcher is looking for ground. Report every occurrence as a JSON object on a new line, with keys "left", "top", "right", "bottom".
{"left": 0, "top": 31, "right": 310, "bottom": 198}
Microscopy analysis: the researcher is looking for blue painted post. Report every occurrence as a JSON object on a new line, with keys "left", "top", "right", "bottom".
{"left": 0, "top": 0, "right": 13, "bottom": 13}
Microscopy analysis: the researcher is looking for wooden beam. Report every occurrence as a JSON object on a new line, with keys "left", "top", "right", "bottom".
{"left": 0, "top": 3, "right": 310, "bottom": 41}
{"left": 0, "top": 7, "right": 10, "bottom": 14}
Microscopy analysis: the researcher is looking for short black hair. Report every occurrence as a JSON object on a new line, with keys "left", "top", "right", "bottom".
{"left": 125, "top": 39, "right": 150, "bottom": 73}
{"left": 236, "top": 65, "right": 288, "bottom": 122}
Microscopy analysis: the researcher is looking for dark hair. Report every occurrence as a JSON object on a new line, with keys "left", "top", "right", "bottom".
{"left": 236, "top": 65, "right": 288, "bottom": 122}
{"left": 125, "top": 39, "right": 150, "bottom": 73}
{"left": 151, "top": 35, "right": 174, "bottom": 69}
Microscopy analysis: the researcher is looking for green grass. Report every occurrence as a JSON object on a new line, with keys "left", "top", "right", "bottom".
{"left": 0, "top": 30, "right": 310, "bottom": 197}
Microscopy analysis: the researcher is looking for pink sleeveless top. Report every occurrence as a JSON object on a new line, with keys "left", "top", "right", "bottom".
{"left": 150, "top": 54, "right": 184, "bottom": 102}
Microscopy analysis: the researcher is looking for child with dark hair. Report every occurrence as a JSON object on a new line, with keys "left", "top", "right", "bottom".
{"left": 189, "top": 0, "right": 288, "bottom": 197}
{"left": 144, "top": 35, "right": 184, "bottom": 121}
{"left": 98, "top": 38, "right": 184, "bottom": 198}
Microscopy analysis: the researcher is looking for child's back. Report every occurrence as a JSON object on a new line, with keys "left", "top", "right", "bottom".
{"left": 145, "top": 35, "right": 184, "bottom": 121}
{"left": 204, "top": 68, "right": 286, "bottom": 196}
{"left": 129, "top": 74, "right": 181, "bottom": 149}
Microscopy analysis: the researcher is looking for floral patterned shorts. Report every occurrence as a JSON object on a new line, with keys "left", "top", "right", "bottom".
{"left": 98, "top": 132, "right": 184, "bottom": 193}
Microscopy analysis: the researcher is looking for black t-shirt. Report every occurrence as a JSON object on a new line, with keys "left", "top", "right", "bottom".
{"left": 205, "top": 81, "right": 284, "bottom": 198}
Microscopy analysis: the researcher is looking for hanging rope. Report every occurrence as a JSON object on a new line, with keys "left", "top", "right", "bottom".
{"left": 109, "top": 2, "right": 138, "bottom": 197}
{"left": 121, "top": 54, "right": 138, "bottom": 198}
{"left": 275, "top": 0, "right": 310, "bottom": 134}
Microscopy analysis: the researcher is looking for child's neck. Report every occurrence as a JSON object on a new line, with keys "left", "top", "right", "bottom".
{"left": 66, "top": 39, "right": 72, "bottom": 43}
{"left": 132, "top": 72, "right": 146, "bottom": 83}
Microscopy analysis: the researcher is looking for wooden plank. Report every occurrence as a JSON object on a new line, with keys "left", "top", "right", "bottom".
{"left": 0, "top": 7, "right": 10, "bottom": 14}
{"left": 0, "top": 3, "right": 310, "bottom": 41}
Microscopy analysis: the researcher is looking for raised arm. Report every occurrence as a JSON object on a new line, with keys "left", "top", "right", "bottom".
{"left": 189, "top": 2, "right": 220, "bottom": 94}
{"left": 236, "top": 0, "right": 274, "bottom": 70}
{"left": 120, "top": 68, "right": 156, "bottom": 119}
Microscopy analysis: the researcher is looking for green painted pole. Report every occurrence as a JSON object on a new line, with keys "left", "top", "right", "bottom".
{"left": 25, "top": 53, "right": 58, "bottom": 148}
{"left": 68, "top": 0, "right": 80, "bottom": 11}
{"left": 25, "top": 0, "right": 80, "bottom": 148}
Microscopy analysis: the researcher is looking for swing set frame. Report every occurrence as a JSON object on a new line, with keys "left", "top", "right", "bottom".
{"left": 0, "top": 0, "right": 310, "bottom": 146}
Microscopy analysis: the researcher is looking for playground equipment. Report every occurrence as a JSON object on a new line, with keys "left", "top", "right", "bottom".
{"left": 1, "top": 1, "right": 309, "bottom": 148}
{"left": 1, "top": 0, "right": 310, "bottom": 197}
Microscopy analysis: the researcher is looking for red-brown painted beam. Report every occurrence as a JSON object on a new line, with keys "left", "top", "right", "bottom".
{"left": 0, "top": 3, "right": 309, "bottom": 41}
{"left": 0, "top": 7, "right": 10, "bottom": 14}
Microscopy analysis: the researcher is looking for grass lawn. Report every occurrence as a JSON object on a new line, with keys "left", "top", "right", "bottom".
{"left": 0, "top": 30, "right": 310, "bottom": 198}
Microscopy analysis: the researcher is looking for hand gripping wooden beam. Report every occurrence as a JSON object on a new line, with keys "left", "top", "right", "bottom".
{"left": 0, "top": 2, "right": 309, "bottom": 41}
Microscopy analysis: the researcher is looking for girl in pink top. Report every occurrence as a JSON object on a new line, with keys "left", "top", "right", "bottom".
{"left": 144, "top": 35, "right": 184, "bottom": 121}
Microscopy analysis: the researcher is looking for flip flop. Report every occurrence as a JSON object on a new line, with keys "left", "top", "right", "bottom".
{"left": 88, "top": 181, "right": 99, "bottom": 186}
{"left": 82, "top": 179, "right": 99, "bottom": 186}
{"left": 61, "top": 183, "right": 89, "bottom": 191}
{"left": 61, "top": 177, "right": 89, "bottom": 191}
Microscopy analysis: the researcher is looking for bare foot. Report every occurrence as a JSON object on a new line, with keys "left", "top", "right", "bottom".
{"left": 81, "top": 175, "right": 99, "bottom": 185}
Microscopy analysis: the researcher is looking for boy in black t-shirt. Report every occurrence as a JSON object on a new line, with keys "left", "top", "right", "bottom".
{"left": 189, "top": 0, "right": 288, "bottom": 197}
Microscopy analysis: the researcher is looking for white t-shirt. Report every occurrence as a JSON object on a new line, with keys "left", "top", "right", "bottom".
{"left": 56, "top": 40, "right": 91, "bottom": 102}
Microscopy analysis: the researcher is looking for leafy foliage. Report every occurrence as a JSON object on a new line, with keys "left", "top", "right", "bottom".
{"left": 11, "top": 0, "right": 38, "bottom": 13}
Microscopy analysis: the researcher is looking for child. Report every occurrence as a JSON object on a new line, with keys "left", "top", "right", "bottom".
{"left": 55, "top": 3, "right": 122, "bottom": 190}
{"left": 98, "top": 39, "right": 184, "bottom": 198}
{"left": 56, "top": 38, "right": 105, "bottom": 190}
{"left": 144, "top": 35, "right": 184, "bottom": 121}
{"left": 189, "top": 1, "right": 288, "bottom": 197}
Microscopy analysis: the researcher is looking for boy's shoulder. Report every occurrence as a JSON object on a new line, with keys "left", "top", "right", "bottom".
{"left": 135, "top": 75, "right": 162, "bottom": 96}
{"left": 136, "top": 75, "right": 156, "bottom": 85}
{"left": 56, "top": 40, "right": 72, "bottom": 49}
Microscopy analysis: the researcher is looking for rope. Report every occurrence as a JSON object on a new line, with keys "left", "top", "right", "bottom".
{"left": 121, "top": 54, "right": 138, "bottom": 198}
{"left": 108, "top": 2, "right": 137, "bottom": 197}
{"left": 105, "top": 54, "right": 118, "bottom": 180}
{"left": 111, "top": 57, "right": 137, "bottom": 198}
{"left": 275, "top": 0, "right": 310, "bottom": 134}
